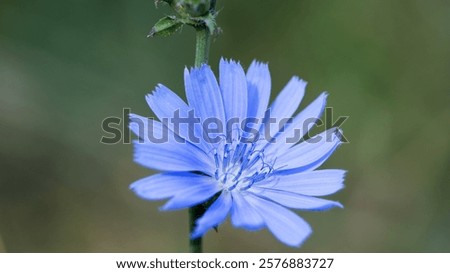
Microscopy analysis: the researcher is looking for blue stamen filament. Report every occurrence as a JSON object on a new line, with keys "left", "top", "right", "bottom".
{"left": 213, "top": 133, "right": 274, "bottom": 192}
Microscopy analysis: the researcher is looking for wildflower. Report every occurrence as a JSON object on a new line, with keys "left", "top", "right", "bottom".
{"left": 130, "top": 59, "right": 345, "bottom": 247}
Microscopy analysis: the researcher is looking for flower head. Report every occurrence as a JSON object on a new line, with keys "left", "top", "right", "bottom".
{"left": 130, "top": 59, "right": 346, "bottom": 247}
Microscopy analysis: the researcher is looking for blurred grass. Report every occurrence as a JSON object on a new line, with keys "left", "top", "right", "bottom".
{"left": 0, "top": 0, "right": 449, "bottom": 252}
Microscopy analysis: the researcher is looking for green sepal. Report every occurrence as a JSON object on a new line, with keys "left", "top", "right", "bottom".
{"left": 202, "top": 12, "right": 217, "bottom": 34}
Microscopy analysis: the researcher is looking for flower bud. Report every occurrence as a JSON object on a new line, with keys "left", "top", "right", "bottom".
{"left": 174, "top": 0, "right": 211, "bottom": 17}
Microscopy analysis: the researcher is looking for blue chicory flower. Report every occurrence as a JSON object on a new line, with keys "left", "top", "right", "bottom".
{"left": 129, "top": 58, "right": 346, "bottom": 247}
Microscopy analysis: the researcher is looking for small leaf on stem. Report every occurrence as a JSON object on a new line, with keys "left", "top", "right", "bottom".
{"left": 148, "top": 16, "right": 183, "bottom": 38}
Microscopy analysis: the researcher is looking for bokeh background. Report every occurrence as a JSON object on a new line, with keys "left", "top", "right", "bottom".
{"left": 1, "top": 0, "right": 449, "bottom": 252}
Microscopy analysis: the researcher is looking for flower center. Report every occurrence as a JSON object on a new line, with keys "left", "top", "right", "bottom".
{"left": 212, "top": 137, "right": 275, "bottom": 192}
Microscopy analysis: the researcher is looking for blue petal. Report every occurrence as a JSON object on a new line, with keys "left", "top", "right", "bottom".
{"left": 145, "top": 84, "right": 206, "bottom": 151}
{"left": 133, "top": 139, "right": 214, "bottom": 174}
{"left": 130, "top": 172, "right": 213, "bottom": 200}
{"left": 264, "top": 92, "right": 328, "bottom": 155}
{"left": 146, "top": 84, "right": 190, "bottom": 121}
{"left": 268, "top": 76, "right": 307, "bottom": 122}
{"left": 130, "top": 110, "right": 213, "bottom": 174}
{"left": 129, "top": 113, "right": 155, "bottom": 142}
{"left": 130, "top": 114, "right": 213, "bottom": 173}
{"left": 246, "top": 60, "right": 271, "bottom": 120}
{"left": 258, "top": 169, "right": 346, "bottom": 196}
{"left": 230, "top": 192, "right": 265, "bottom": 230}
{"left": 249, "top": 187, "right": 343, "bottom": 211}
{"left": 161, "top": 179, "right": 221, "bottom": 211}
{"left": 274, "top": 128, "right": 342, "bottom": 174}
{"left": 130, "top": 113, "right": 185, "bottom": 144}
{"left": 245, "top": 193, "right": 312, "bottom": 247}
{"left": 184, "top": 65, "right": 226, "bottom": 135}
{"left": 219, "top": 59, "right": 248, "bottom": 132}
{"left": 191, "top": 191, "right": 232, "bottom": 238}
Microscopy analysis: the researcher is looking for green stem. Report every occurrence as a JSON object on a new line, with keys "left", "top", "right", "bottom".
{"left": 189, "top": 0, "right": 216, "bottom": 253}
{"left": 194, "top": 28, "right": 211, "bottom": 67}
{"left": 189, "top": 205, "right": 204, "bottom": 253}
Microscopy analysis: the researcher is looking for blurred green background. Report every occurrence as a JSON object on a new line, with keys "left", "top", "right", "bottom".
{"left": 1, "top": 0, "right": 449, "bottom": 252}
